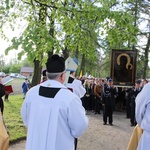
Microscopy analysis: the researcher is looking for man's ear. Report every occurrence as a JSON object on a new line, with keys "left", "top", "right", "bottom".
{"left": 61, "top": 72, "right": 66, "bottom": 83}
{"left": 72, "top": 71, "right": 76, "bottom": 77}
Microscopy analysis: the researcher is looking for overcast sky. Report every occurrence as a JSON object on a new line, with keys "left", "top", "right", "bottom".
{"left": 0, "top": 20, "right": 27, "bottom": 63}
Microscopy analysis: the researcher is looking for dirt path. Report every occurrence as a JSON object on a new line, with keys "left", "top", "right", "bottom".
{"left": 9, "top": 111, "right": 133, "bottom": 150}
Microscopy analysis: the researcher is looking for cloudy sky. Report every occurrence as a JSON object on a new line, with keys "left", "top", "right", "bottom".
{"left": 0, "top": 20, "right": 27, "bottom": 63}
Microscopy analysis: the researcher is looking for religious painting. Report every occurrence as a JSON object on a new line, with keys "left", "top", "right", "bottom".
{"left": 110, "top": 49, "right": 137, "bottom": 87}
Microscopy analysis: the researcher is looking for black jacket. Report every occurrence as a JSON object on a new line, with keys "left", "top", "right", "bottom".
{"left": 102, "top": 86, "right": 117, "bottom": 106}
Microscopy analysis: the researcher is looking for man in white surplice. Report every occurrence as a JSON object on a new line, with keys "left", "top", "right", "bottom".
{"left": 65, "top": 57, "right": 86, "bottom": 150}
{"left": 65, "top": 57, "right": 86, "bottom": 98}
{"left": 21, "top": 54, "right": 88, "bottom": 150}
{"left": 135, "top": 82, "right": 150, "bottom": 150}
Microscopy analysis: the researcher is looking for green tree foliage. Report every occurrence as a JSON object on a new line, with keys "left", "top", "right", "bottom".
{"left": 0, "top": 55, "right": 5, "bottom": 70}
{"left": 1, "top": 0, "right": 147, "bottom": 82}
{"left": 2, "top": 65, "right": 10, "bottom": 74}
{"left": 21, "top": 58, "right": 34, "bottom": 67}
{"left": 9, "top": 64, "right": 21, "bottom": 73}
{"left": 124, "top": 0, "right": 150, "bottom": 78}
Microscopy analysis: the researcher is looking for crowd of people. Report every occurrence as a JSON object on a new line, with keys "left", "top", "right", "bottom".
{"left": 76, "top": 76, "right": 149, "bottom": 127}
{"left": 21, "top": 54, "right": 88, "bottom": 150}
{"left": 20, "top": 54, "right": 149, "bottom": 150}
{"left": 0, "top": 54, "right": 150, "bottom": 150}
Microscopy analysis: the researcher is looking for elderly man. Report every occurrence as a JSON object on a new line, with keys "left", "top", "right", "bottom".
{"left": 21, "top": 54, "right": 88, "bottom": 150}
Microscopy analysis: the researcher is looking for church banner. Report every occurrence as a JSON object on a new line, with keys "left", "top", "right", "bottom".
{"left": 110, "top": 49, "right": 137, "bottom": 87}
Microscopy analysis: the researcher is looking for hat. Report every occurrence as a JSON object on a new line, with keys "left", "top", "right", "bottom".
{"left": 65, "top": 57, "right": 78, "bottom": 72}
{"left": 106, "top": 77, "right": 110, "bottom": 80}
{"left": 135, "top": 80, "right": 141, "bottom": 84}
{"left": 107, "top": 78, "right": 113, "bottom": 82}
{"left": 42, "top": 69, "right": 47, "bottom": 76}
{"left": 46, "top": 54, "right": 65, "bottom": 73}
{"left": 73, "top": 57, "right": 78, "bottom": 66}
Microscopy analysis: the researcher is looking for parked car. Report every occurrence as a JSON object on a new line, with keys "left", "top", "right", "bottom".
{"left": 10, "top": 73, "right": 19, "bottom": 78}
{"left": 10, "top": 73, "right": 26, "bottom": 79}
{"left": 0, "top": 72, "right": 6, "bottom": 77}
{"left": 17, "top": 74, "right": 26, "bottom": 79}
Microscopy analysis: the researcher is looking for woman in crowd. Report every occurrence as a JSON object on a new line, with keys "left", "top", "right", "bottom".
{"left": 83, "top": 79, "right": 91, "bottom": 112}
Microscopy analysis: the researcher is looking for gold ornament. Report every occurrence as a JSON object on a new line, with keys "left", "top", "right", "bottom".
{"left": 117, "top": 53, "right": 133, "bottom": 69}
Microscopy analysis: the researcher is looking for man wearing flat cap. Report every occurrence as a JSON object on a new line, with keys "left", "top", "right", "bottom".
{"left": 21, "top": 54, "right": 88, "bottom": 150}
{"left": 102, "top": 78, "right": 117, "bottom": 125}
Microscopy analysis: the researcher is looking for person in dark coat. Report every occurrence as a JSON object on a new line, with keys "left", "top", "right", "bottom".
{"left": 22, "top": 78, "right": 29, "bottom": 99}
{"left": 102, "top": 78, "right": 117, "bottom": 125}
{"left": 89, "top": 79, "right": 96, "bottom": 111}
{"left": 94, "top": 79, "right": 103, "bottom": 114}
{"left": 130, "top": 80, "right": 142, "bottom": 126}
{"left": 0, "top": 79, "right": 5, "bottom": 114}
{"left": 125, "top": 87, "right": 133, "bottom": 119}
{"left": 83, "top": 79, "right": 91, "bottom": 111}
{"left": 40, "top": 69, "right": 47, "bottom": 83}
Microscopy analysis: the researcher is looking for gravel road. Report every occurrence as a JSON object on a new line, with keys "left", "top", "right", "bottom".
{"left": 9, "top": 111, "right": 133, "bottom": 150}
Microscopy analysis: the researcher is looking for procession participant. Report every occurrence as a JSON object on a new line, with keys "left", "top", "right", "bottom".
{"left": 0, "top": 76, "right": 13, "bottom": 110}
{"left": 65, "top": 57, "right": 86, "bottom": 99}
{"left": 83, "top": 79, "right": 90, "bottom": 111}
{"left": 89, "top": 78, "right": 96, "bottom": 112}
{"left": 141, "top": 78, "right": 148, "bottom": 89}
{"left": 65, "top": 57, "right": 86, "bottom": 150}
{"left": 125, "top": 87, "right": 133, "bottom": 119}
{"left": 127, "top": 79, "right": 148, "bottom": 150}
{"left": 0, "top": 76, "right": 13, "bottom": 102}
{"left": 0, "top": 79, "right": 5, "bottom": 114}
{"left": 0, "top": 78, "right": 9, "bottom": 150}
{"left": 102, "top": 78, "right": 117, "bottom": 125}
{"left": 21, "top": 54, "right": 88, "bottom": 150}
{"left": 130, "top": 80, "right": 142, "bottom": 126}
{"left": 4, "top": 81, "right": 14, "bottom": 101}
{"left": 22, "top": 78, "right": 29, "bottom": 99}
{"left": 94, "top": 79, "right": 103, "bottom": 114}
{"left": 40, "top": 69, "right": 47, "bottom": 83}
{"left": 135, "top": 82, "right": 150, "bottom": 150}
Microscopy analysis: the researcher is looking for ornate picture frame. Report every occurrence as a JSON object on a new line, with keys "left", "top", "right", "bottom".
{"left": 110, "top": 49, "right": 137, "bottom": 87}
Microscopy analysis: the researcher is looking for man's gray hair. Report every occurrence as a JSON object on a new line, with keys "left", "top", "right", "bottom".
{"left": 47, "top": 72, "right": 62, "bottom": 80}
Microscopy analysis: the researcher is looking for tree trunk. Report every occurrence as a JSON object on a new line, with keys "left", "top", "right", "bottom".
{"left": 48, "top": 51, "right": 53, "bottom": 58}
{"left": 48, "top": 14, "right": 54, "bottom": 57}
{"left": 75, "top": 45, "right": 79, "bottom": 59}
{"left": 62, "top": 46, "right": 69, "bottom": 59}
{"left": 132, "top": 0, "right": 138, "bottom": 50}
{"left": 143, "top": 32, "right": 150, "bottom": 78}
{"left": 80, "top": 54, "right": 85, "bottom": 76}
{"left": 31, "top": 0, "right": 46, "bottom": 86}
{"left": 31, "top": 59, "right": 42, "bottom": 87}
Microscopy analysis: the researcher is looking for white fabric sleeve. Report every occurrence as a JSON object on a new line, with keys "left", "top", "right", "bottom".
{"left": 67, "top": 97, "right": 88, "bottom": 138}
{"left": 74, "top": 80, "right": 86, "bottom": 98}
{"left": 140, "top": 103, "right": 150, "bottom": 132}
{"left": 20, "top": 95, "right": 30, "bottom": 127}
{"left": 136, "top": 83, "right": 150, "bottom": 128}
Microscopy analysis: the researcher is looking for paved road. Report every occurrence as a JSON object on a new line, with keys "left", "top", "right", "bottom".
{"left": 9, "top": 111, "right": 134, "bottom": 150}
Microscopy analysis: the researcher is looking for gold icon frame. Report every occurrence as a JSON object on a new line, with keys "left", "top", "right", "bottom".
{"left": 110, "top": 49, "right": 137, "bottom": 87}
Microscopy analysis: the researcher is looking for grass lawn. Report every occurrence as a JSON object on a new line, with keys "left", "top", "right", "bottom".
{"left": 3, "top": 94, "right": 27, "bottom": 143}
{"left": 2, "top": 78, "right": 32, "bottom": 143}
